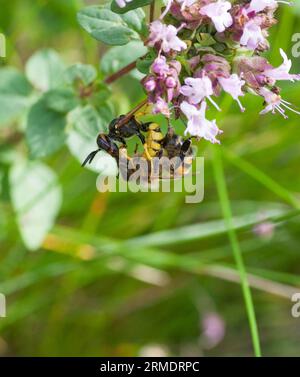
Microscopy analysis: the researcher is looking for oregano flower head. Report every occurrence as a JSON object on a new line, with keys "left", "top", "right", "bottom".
{"left": 142, "top": 0, "right": 298, "bottom": 143}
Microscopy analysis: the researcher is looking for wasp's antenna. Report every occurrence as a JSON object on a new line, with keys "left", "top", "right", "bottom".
{"left": 82, "top": 150, "right": 100, "bottom": 167}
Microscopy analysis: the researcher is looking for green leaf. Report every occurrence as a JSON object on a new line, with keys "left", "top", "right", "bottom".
{"left": 111, "top": 0, "right": 153, "bottom": 14}
{"left": 67, "top": 105, "right": 117, "bottom": 175}
{"left": 64, "top": 63, "right": 97, "bottom": 86}
{"left": 9, "top": 160, "right": 62, "bottom": 251}
{"left": 136, "top": 53, "right": 154, "bottom": 74}
{"left": 292, "top": 1, "right": 300, "bottom": 14}
{"left": 0, "top": 68, "right": 32, "bottom": 126}
{"left": 25, "top": 49, "right": 65, "bottom": 92}
{"left": 136, "top": 47, "right": 156, "bottom": 74}
{"left": 121, "top": 8, "right": 146, "bottom": 34}
{"left": 67, "top": 129, "right": 118, "bottom": 175}
{"left": 196, "top": 33, "right": 216, "bottom": 47}
{"left": 194, "top": 44, "right": 217, "bottom": 54}
{"left": 44, "top": 88, "right": 79, "bottom": 114}
{"left": 77, "top": 6, "right": 133, "bottom": 46}
{"left": 69, "top": 105, "right": 109, "bottom": 139}
{"left": 90, "top": 83, "right": 111, "bottom": 107}
{"left": 101, "top": 40, "right": 147, "bottom": 78}
{"left": 77, "top": 6, "right": 144, "bottom": 46}
{"left": 26, "top": 98, "right": 67, "bottom": 158}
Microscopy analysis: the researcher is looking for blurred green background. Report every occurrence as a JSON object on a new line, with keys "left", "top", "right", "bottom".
{"left": 1, "top": 0, "right": 300, "bottom": 356}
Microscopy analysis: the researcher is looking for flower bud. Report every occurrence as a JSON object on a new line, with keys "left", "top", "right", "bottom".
{"left": 153, "top": 97, "right": 170, "bottom": 117}
{"left": 144, "top": 78, "right": 156, "bottom": 92}
{"left": 152, "top": 56, "right": 169, "bottom": 76}
{"left": 165, "top": 76, "right": 177, "bottom": 88}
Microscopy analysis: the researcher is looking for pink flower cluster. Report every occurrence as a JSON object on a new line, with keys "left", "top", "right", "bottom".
{"left": 141, "top": 0, "right": 298, "bottom": 144}
{"left": 143, "top": 55, "right": 182, "bottom": 117}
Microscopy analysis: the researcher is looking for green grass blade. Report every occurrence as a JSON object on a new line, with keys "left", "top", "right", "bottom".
{"left": 223, "top": 148, "right": 300, "bottom": 210}
{"left": 125, "top": 206, "right": 292, "bottom": 247}
{"left": 45, "top": 225, "right": 300, "bottom": 300}
{"left": 212, "top": 146, "right": 262, "bottom": 357}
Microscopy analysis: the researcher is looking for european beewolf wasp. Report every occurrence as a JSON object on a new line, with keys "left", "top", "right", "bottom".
{"left": 82, "top": 101, "right": 195, "bottom": 180}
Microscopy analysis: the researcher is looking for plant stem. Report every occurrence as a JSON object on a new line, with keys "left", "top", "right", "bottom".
{"left": 212, "top": 146, "right": 262, "bottom": 357}
{"left": 104, "top": 3, "right": 155, "bottom": 85}
{"left": 104, "top": 61, "right": 137, "bottom": 84}
{"left": 150, "top": 1, "right": 155, "bottom": 23}
{"left": 209, "top": 95, "right": 262, "bottom": 356}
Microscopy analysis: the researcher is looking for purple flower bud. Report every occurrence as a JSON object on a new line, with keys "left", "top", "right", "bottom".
{"left": 144, "top": 78, "right": 156, "bottom": 92}
{"left": 187, "top": 56, "right": 200, "bottom": 71}
{"left": 152, "top": 97, "right": 170, "bottom": 117}
{"left": 202, "top": 312, "right": 225, "bottom": 349}
{"left": 253, "top": 221, "right": 274, "bottom": 240}
{"left": 169, "top": 60, "right": 181, "bottom": 75}
{"left": 152, "top": 56, "right": 170, "bottom": 76}
{"left": 165, "top": 76, "right": 177, "bottom": 88}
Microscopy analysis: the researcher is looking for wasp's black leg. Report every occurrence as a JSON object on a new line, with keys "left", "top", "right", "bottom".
{"left": 157, "top": 149, "right": 164, "bottom": 159}
{"left": 181, "top": 139, "right": 192, "bottom": 152}
{"left": 135, "top": 131, "right": 145, "bottom": 145}
{"left": 179, "top": 139, "right": 192, "bottom": 161}
{"left": 134, "top": 143, "right": 139, "bottom": 154}
{"left": 137, "top": 131, "right": 153, "bottom": 160}
{"left": 111, "top": 135, "right": 127, "bottom": 145}
{"left": 139, "top": 122, "right": 152, "bottom": 133}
